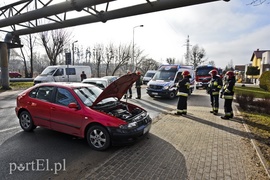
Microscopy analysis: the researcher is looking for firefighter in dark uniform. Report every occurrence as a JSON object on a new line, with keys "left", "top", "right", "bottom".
{"left": 207, "top": 69, "right": 223, "bottom": 115}
{"left": 175, "top": 70, "right": 191, "bottom": 115}
{"left": 220, "top": 71, "right": 236, "bottom": 119}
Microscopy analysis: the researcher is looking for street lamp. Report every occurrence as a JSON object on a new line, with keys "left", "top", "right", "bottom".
{"left": 132, "top": 25, "right": 144, "bottom": 72}
{"left": 72, "top": 40, "right": 78, "bottom": 65}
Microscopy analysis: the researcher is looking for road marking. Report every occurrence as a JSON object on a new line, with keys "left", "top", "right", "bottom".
{"left": 0, "top": 126, "right": 21, "bottom": 133}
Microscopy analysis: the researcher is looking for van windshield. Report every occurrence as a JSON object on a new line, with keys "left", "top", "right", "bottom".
{"left": 152, "top": 71, "right": 176, "bottom": 81}
{"left": 145, "top": 72, "right": 156, "bottom": 78}
{"left": 41, "top": 67, "right": 57, "bottom": 75}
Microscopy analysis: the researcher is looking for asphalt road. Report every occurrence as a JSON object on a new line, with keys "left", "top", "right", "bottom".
{"left": 1, "top": 86, "right": 224, "bottom": 179}
{"left": 0, "top": 86, "right": 182, "bottom": 180}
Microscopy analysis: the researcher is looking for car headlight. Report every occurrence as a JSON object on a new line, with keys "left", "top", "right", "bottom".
{"left": 163, "top": 86, "right": 169, "bottom": 90}
{"left": 119, "top": 122, "right": 138, "bottom": 129}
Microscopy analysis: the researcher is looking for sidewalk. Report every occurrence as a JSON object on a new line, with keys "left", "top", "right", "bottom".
{"left": 83, "top": 90, "right": 269, "bottom": 180}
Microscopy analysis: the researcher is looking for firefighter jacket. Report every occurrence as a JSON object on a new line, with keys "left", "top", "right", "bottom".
{"left": 208, "top": 75, "right": 223, "bottom": 96}
{"left": 221, "top": 77, "right": 236, "bottom": 99}
{"left": 177, "top": 77, "right": 190, "bottom": 97}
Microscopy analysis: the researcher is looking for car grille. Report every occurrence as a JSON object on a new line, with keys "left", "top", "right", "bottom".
{"left": 149, "top": 85, "right": 163, "bottom": 90}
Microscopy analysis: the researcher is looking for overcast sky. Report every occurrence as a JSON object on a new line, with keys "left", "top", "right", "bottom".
{"left": 1, "top": 0, "right": 270, "bottom": 69}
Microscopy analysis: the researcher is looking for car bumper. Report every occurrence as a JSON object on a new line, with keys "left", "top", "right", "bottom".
{"left": 146, "top": 89, "right": 171, "bottom": 97}
{"left": 107, "top": 118, "right": 152, "bottom": 146}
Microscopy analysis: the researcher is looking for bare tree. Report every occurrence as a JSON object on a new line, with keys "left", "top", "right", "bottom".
{"left": 40, "top": 29, "right": 71, "bottom": 65}
{"left": 190, "top": 44, "right": 207, "bottom": 69}
{"left": 166, "top": 58, "right": 175, "bottom": 64}
{"left": 140, "top": 58, "right": 160, "bottom": 75}
{"left": 248, "top": 0, "right": 270, "bottom": 5}
{"left": 111, "top": 44, "right": 131, "bottom": 76}
{"left": 92, "top": 44, "right": 105, "bottom": 77}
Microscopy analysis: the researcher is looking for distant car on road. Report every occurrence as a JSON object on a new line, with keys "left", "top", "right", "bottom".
{"left": 15, "top": 73, "right": 152, "bottom": 151}
{"left": 101, "top": 76, "right": 118, "bottom": 84}
{"left": 9, "top": 72, "right": 22, "bottom": 78}
{"left": 82, "top": 78, "right": 109, "bottom": 89}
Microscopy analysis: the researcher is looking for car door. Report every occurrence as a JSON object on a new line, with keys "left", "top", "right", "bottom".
{"left": 50, "top": 87, "right": 85, "bottom": 136}
{"left": 27, "top": 86, "right": 54, "bottom": 128}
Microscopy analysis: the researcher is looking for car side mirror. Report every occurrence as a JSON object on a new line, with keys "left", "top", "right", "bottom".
{"left": 68, "top": 102, "right": 79, "bottom": 109}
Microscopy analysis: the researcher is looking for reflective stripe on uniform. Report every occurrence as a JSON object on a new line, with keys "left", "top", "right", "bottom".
{"left": 177, "top": 92, "right": 188, "bottom": 96}
{"left": 212, "top": 92, "right": 219, "bottom": 95}
{"left": 224, "top": 95, "right": 233, "bottom": 99}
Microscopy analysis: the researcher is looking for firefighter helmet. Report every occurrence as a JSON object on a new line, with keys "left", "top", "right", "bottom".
{"left": 209, "top": 69, "right": 218, "bottom": 76}
{"left": 182, "top": 70, "right": 190, "bottom": 77}
{"left": 225, "top": 71, "right": 234, "bottom": 78}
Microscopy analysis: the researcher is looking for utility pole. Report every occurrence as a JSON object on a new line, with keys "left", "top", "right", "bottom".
{"left": 183, "top": 35, "right": 192, "bottom": 65}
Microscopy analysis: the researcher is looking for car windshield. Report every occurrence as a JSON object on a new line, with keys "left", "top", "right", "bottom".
{"left": 41, "top": 67, "right": 57, "bottom": 75}
{"left": 152, "top": 71, "right": 176, "bottom": 81}
{"left": 74, "top": 86, "right": 116, "bottom": 106}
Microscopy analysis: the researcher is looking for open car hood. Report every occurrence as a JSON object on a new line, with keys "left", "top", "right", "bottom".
{"left": 92, "top": 73, "right": 139, "bottom": 106}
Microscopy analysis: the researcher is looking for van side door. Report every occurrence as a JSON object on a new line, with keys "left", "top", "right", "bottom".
{"left": 53, "top": 68, "right": 66, "bottom": 82}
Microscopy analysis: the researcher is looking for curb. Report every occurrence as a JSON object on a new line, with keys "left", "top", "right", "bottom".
{"left": 234, "top": 103, "right": 270, "bottom": 178}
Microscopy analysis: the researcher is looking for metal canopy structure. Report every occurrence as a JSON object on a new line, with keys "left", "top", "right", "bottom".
{"left": 0, "top": 0, "right": 230, "bottom": 36}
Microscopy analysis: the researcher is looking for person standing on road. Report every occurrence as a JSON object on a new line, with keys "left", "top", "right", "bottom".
{"left": 124, "top": 70, "right": 133, "bottom": 99}
{"left": 80, "top": 71, "right": 87, "bottom": 81}
{"left": 220, "top": 71, "right": 236, "bottom": 119}
{"left": 135, "top": 71, "right": 142, "bottom": 99}
{"left": 207, "top": 69, "right": 223, "bottom": 115}
{"left": 175, "top": 70, "right": 191, "bottom": 115}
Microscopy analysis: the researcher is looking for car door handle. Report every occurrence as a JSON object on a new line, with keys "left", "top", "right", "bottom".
{"left": 50, "top": 107, "right": 56, "bottom": 111}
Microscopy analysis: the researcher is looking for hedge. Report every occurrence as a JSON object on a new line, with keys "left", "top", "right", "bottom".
{"left": 259, "top": 71, "right": 270, "bottom": 91}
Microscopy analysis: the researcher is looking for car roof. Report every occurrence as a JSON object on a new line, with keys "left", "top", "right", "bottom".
{"left": 34, "top": 82, "right": 96, "bottom": 89}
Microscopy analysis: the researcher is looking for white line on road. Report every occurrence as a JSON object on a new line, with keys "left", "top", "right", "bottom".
{"left": 0, "top": 126, "right": 21, "bottom": 133}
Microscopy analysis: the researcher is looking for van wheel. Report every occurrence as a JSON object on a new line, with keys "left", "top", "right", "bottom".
{"left": 168, "top": 91, "right": 176, "bottom": 99}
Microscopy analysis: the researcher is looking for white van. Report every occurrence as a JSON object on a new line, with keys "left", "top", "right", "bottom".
{"left": 34, "top": 65, "right": 91, "bottom": 85}
{"left": 142, "top": 70, "right": 157, "bottom": 84}
{"left": 146, "top": 64, "right": 194, "bottom": 99}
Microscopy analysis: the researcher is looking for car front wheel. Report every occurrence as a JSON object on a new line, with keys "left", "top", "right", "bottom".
{"left": 19, "top": 111, "right": 36, "bottom": 132}
{"left": 87, "top": 125, "right": 110, "bottom": 151}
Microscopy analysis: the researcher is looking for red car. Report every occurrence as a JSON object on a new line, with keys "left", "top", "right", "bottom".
{"left": 15, "top": 73, "right": 152, "bottom": 151}
{"left": 9, "top": 72, "right": 22, "bottom": 78}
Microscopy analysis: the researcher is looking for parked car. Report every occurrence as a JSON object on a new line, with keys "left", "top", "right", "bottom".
{"left": 82, "top": 78, "right": 109, "bottom": 89}
{"left": 101, "top": 76, "right": 118, "bottom": 84}
{"left": 15, "top": 73, "right": 152, "bottom": 151}
{"left": 9, "top": 72, "right": 22, "bottom": 78}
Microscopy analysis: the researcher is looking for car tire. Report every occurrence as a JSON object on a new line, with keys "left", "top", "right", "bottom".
{"left": 19, "top": 111, "right": 36, "bottom": 132}
{"left": 168, "top": 91, "right": 176, "bottom": 99}
{"left": 87, "top": 125, "right": 110, "bottom": 151}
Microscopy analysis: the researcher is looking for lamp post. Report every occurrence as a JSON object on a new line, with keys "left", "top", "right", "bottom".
{"left": 132, "top": 25, "right": 143, "bottom": 72}
{"left": 72, "top": 40, "right": 78, "bottom": 65}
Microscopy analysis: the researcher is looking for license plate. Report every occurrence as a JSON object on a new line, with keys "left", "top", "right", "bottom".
{"left": 143, "top": 124, "right": 151, "bottom": 134}
{"left": 151, "top": 92, "right": 158, "bottom": 95}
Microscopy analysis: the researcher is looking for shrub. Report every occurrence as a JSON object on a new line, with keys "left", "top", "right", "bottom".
{"left": 236, "top": 93, "right": 270, "bottom": 115}
{"left": 259, "top": 71, "right": 270, "bottom": 91}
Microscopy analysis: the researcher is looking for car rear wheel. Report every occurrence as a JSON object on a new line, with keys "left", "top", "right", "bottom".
{"left": 19, "top": 111, "right": 36, "bottom": 132}
{"left": 87, "top": 125, "right": 110, "bottom": 151}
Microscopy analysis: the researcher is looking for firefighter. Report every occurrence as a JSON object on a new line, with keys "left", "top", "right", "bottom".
{"left": 207, "top": 69, "right": 223, "bottom": 115}
{"left": 175, "top": 70, "right": 191, "bottom": 115}
{"left": 220, "top": 71, "right": 236, "bottom": 119}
